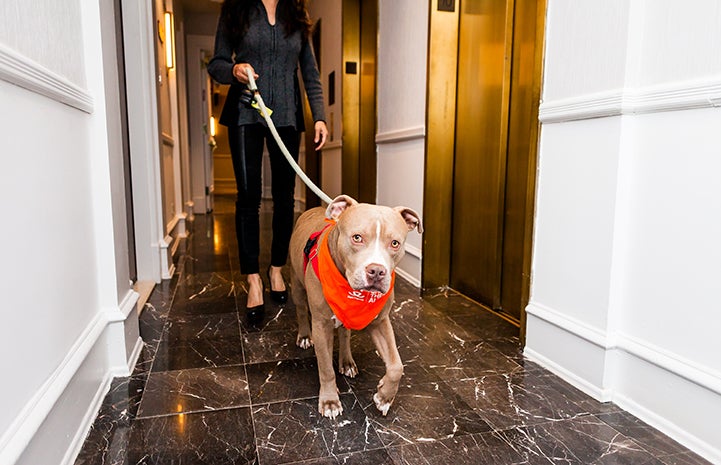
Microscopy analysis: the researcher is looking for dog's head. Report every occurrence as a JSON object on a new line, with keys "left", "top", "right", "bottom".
{"left": 325, "top": 195, "right": 423, "bottom": 294}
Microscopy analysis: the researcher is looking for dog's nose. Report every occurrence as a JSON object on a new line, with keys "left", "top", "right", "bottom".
{"left": 365, "top": 264, "right": 387, "bottom": 282}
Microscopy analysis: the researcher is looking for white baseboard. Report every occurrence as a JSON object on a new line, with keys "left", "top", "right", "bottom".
{"left": 61, "top": 337, "right": 143, "bottom": 465}
{"left": 523, "top": 346, "right": 612, "bottom": 402}
{"left": 59, "top": 372, "right": 114, "bottom": 465}
{"left": 134, "top": 280, "right": 155, "bottom": 315}
{"left": 0, "top": 313, "right": 106, "bottom": 464}
{"left": 395, "top": 250, "right": 422, "bottom": 288}
{"left": 1, "top": 303, "right": 142, "bottom": 465}
{"left": 123, "top": 337, "right": 144, "bottom": 378}
{"left": 612, "top": 388, "right": 721, "bottom": 464}
{"left": 525, "top": 301, "right": 721, "bottom": 463}
{"left": 394, "top": 266, "right": 420, "bottom": 288}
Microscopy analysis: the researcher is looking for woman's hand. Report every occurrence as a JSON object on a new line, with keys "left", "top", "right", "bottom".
{"left": 233, "top": 63, "right": 258, "bottom": 84}
{"left": 314, "top": 121, "right": 329, "bottom": 150}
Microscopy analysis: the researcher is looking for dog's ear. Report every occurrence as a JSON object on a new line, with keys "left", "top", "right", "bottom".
{"left": 326, "top": 195, "right": 358, "bottom": 220}
{"left": 394, "top": 207, "right": 423, "bottom": 234}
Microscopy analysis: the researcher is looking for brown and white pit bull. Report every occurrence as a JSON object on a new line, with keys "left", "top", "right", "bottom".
{"left": 288, "top": 195, "right": 423, "bottom": 419}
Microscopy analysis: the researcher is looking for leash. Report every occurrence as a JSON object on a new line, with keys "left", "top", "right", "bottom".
{"left": 244, "top": 68, "right": 333, "bottom": 205}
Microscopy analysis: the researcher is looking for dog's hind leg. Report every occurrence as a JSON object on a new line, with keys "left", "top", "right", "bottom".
{"left": 337, "top": 328, "right": 358, "bottom": 378}
{"left": 291, "top": 270, "right": 313, "bottom": 349}
{"left": 368, "top": 315, "right": 403, "bottom": 416}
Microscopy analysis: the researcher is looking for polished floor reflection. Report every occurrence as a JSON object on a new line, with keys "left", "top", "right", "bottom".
{"left": 75, "top": 196, "right": 711, "bottom": 464}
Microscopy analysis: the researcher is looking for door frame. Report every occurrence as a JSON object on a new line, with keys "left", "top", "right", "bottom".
{"left": 120, "top": 0, "right": 173, "bottom": 284}
{"left": 113, "top": 0, "right": 137, "bottom": 283}
{"left": 186, "top": 34, "right": 216, "bottom": 213}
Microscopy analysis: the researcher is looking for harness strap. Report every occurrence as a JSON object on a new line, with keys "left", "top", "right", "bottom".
{"left": 303, "top": 222, "right": 333, "bottom": 274}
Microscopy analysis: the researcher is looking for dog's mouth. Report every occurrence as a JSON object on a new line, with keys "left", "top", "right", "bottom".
{"left": 360, "top": 284, "right": 388, "bottom": 294}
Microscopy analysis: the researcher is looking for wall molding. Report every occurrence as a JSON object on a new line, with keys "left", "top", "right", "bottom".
{"left": 524, "top": 346, "right": 611, "bottom": 401}
{"left": 375, "top": 125, "right": 426, "bottom": 144}
{"left": 525, "top": 301, "right": 721, "bottom": 397}
{"left": 322, "top": 140, "right": 343, "bottom": 150}
{"left": 117, "top": 289, "right": 140, "bottom": 320}
{"left": 404, "top": 243, "right": 422, "bottom": 260}
{"left": 395, "top": 266, "right": 420, "bottom": 288}
{"left": 526, "top": 302, "right": 609, "bottom": 349}
{"left": 539, "top": 76, "right": 721, "bottom": 123}
{"left": 0, "top": 43, "right": 93, "bottom": 114}
{"left": 614, "top": 332, "right": 721, "bottom": 397}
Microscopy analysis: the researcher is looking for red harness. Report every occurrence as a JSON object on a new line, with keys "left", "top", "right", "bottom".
{"left": 303, "top": 222, "right": 395, "bottom": 330}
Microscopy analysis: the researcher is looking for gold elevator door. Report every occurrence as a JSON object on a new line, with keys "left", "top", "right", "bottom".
{"left": 450, "top": 0, "right": 544, "bottom": 322}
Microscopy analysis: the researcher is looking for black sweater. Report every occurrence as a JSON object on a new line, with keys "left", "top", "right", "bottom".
{"left": 207, "top": 1, "right": 325, "bottom": 129}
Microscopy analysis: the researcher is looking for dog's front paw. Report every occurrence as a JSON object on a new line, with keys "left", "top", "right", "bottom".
{"left": 318, "top": 397, "right": 343, "bottom": 419}
{"left": 373, "top": 392, "right": 394, "bottom": 416}
{"left": 296, "top": 335, "right": 313, "bottom": 349}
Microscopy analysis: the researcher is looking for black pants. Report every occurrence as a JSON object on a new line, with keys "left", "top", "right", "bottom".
{"left": 227, "top": 123, "right": 300, "bottom": 275}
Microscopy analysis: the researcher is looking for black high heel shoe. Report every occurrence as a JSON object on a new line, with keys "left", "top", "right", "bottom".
{"left": 267, "top": 266, "right": 288, "bottom": 304}
{"left": 245, "top": 276, "right": 265, "bottom": 325}
{"left": 245, "top": 303, "right": 265, "bottom": 326}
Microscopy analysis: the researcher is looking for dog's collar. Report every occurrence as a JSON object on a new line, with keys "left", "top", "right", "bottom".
{"left": 304, "top": 222, "right": 395, "bottom": 330}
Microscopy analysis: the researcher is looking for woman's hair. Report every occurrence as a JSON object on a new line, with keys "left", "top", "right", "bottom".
{"left": 220, "top": 0, "right": 312, "bottom": 43}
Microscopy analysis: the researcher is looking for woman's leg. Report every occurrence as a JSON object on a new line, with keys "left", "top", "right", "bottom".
{"left": 266, "top": 126, "right": 301, "bottom": 289}
{"left": 228, "top": 124, "right": 265, "bottom": 308}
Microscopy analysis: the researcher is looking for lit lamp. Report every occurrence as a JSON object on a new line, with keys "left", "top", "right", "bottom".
{"left": 164, "top": 12, "right": 175, "bottom": 69}
{"left": 210, "top": 116, "right": 216, "bottom": 137}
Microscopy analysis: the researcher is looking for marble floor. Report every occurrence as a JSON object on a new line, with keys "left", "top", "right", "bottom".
{"left": 75, "top": 196, "right": 711, "bottom": 465}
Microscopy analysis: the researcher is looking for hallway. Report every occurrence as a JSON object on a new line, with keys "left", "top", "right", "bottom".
{"left": 74, "top": 197, "right": 710, "bottom": 465}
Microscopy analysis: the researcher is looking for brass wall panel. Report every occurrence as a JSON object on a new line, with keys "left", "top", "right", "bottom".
{"left": 450, "top": 0, "right": 515, "bottom": 308}
{"left": 501, "top": 0, "right": 545, "bottom": 322}
{"left": 342, "top": 0, "right": 360, "bottom": 200}
{"left": 341, "top": 0, "right": 377, "bottom": 203}
{"left": 421, "top": 0, "right": 460, "bottom": 291}
{"left": 358, "top": 0, "right": 378, "bottom": 203}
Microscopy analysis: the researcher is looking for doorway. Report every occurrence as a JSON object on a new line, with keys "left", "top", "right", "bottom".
{"left": 186, "top": 36, "right": 216, "bottom": 213}
{"left": 424, "top": 0, "right": 546, "bottom": 327}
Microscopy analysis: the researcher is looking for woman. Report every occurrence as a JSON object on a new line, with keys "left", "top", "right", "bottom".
{"left": 208, "top": 0, "right": 328, "bottom": 322}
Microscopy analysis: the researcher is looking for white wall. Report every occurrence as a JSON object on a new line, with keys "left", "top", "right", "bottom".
{"left": 375, "top": 0, "right": 428, "bottom": 285}
{"left": 526, "top": 0, "right": 721, "bottom": 462}
{"left": 0, "top": 0, "right": 141, "bottom": 462}
{"left": 0, "top": 0, "right": 86, "bottom": 86}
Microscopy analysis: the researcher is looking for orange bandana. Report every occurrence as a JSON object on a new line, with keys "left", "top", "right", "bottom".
{"left": 308, "top": 224, "right": 395, "bottom": 330}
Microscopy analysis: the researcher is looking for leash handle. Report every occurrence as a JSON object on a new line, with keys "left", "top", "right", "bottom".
{"left": 245, "top": 68, "right": 333, "bottom": 205}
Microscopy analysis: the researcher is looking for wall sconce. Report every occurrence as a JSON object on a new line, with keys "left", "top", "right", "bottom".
{"left": 164, "top": 12, "right": 175, "bottom": 69}
{"left": 210, "top": 116, "right": 216, "bottom": 137}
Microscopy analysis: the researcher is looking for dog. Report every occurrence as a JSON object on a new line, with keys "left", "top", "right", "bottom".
{"left": 288, "top": 195, "right": 423, "bottom": 418}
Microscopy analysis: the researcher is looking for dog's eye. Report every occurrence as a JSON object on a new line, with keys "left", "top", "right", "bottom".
{"left": 390, "top": 240, "right": 400, "bottom": 249}
{"left": 352, "top": 234, "right": 363, "bottom": 243}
